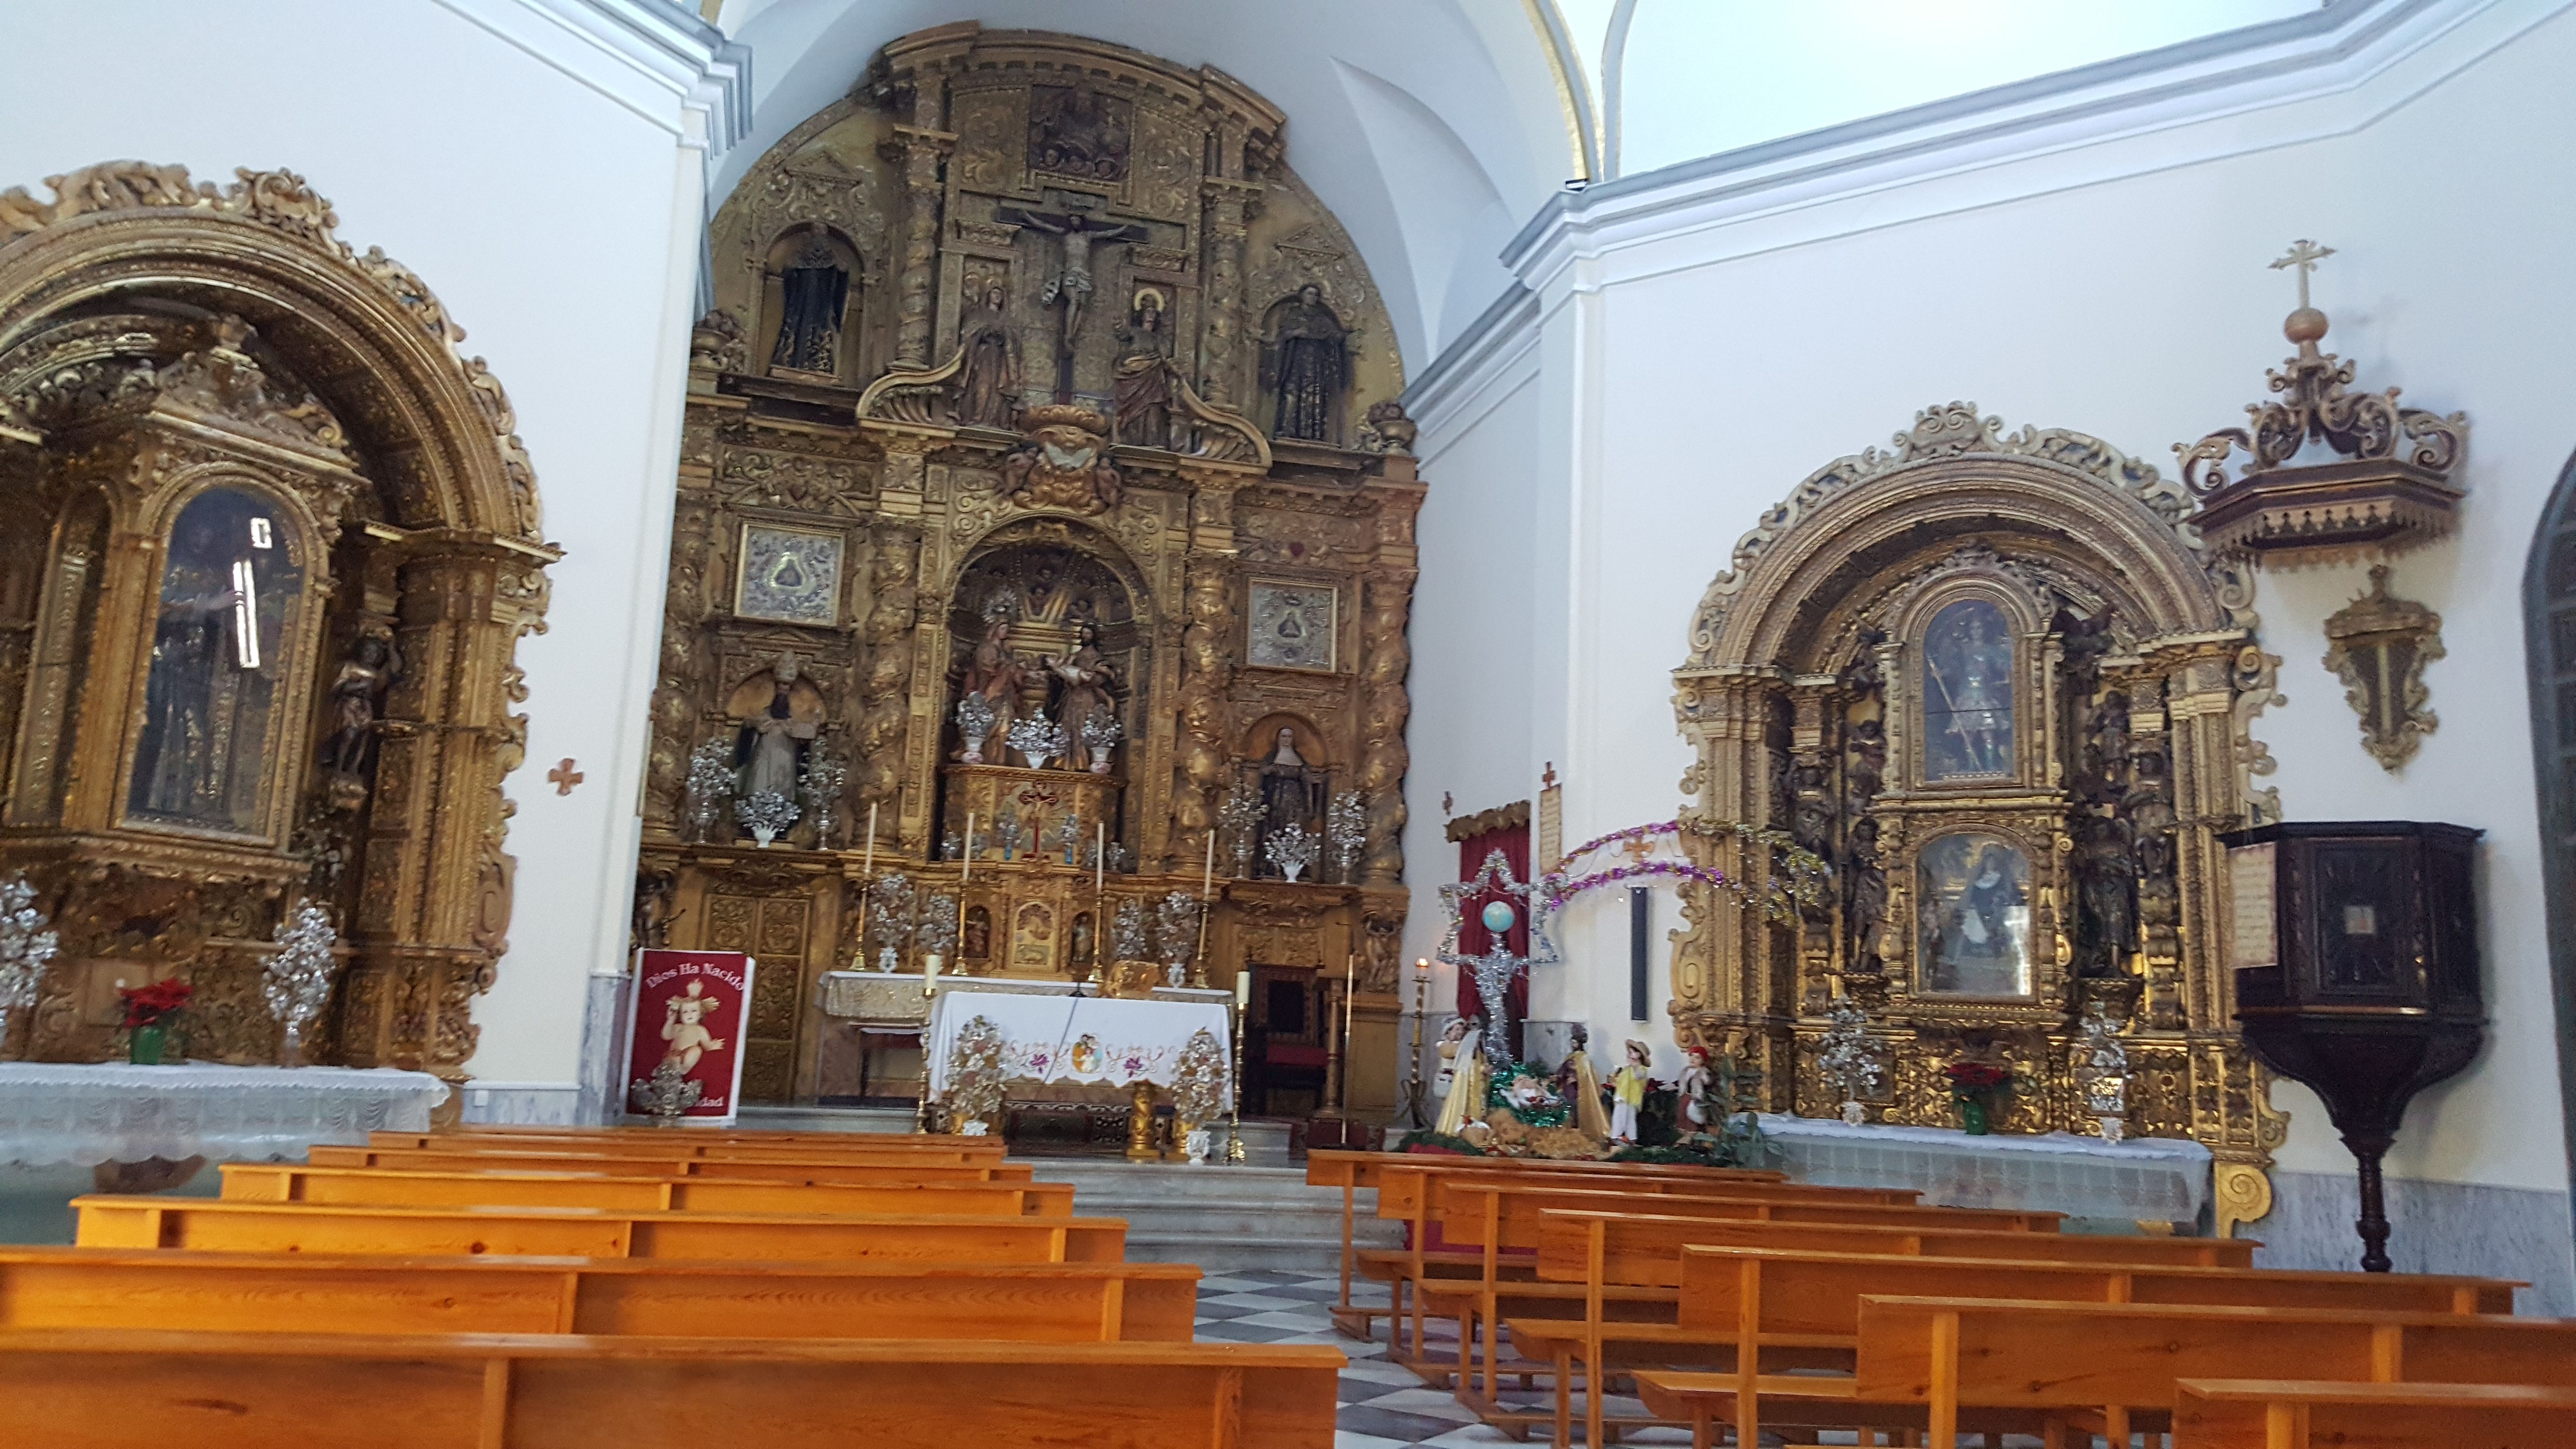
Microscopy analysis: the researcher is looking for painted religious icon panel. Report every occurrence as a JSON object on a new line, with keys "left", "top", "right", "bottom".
{"left": 736, "top": 522, "right": 844, "bottom": 626}
{"left": 1922, "top": 596, "right": 2015, "bottom": 782}
{"left": 127, "top": 484, "right": 306, "bottom": 836}
{"left": 1918, "top": 830, "right": 2034, "bottom": 996}
{"left": 1247, "top": 580, "right": 1336, "bottom": 671}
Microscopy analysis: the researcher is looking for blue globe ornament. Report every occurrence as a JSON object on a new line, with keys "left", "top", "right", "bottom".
{"left": 1480, "top": 900, "right": 1517, "bottom": 934}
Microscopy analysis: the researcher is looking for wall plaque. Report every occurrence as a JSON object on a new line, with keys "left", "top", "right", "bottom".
{"left": 2227, "top": 840, "right": 2278, "bottom": 970}
{"left": 1247, "top": 580, "right": 1336, "bottom": 671}
{"left": 735, "top": 522, "right": 843, "bottom": 625}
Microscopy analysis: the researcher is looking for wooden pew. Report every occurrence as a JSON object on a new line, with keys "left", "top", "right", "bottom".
{"left": 0, "top": 1329, "right": 1343, "bottom": 1449}
{"left": 1523, "top": 1243, "right": 2517, "bottom": 1449}
{"left": 359, "top": 1135, "right": 1004, "bottom": 1165}
{"left": 74, "top": 1196, "right": 1126, "bottom": 1263}
{"left": 0, "top": 1246, "right": 1198, "bottom": 1341}
{"left": 2174, "top": 1379, "right": 2576, "bottom": 1448}
{"left": 1537, "top": 1208, "right": 2256, "bottom": 1288}
{"left": 1417, "top": 1183, "right": 2062, "bottom": 1408}
{"left": 1366, "top": 1165, "right": 1953, "bottom": 1367}
{"left": 223, "top": 1163, "right": 1075, "bottom": 1217}
{"left": 373, "top": 1128, "right": 1006, "bottom": 1156}
{"left": 1308, "top": 1149, "right": 1797, "bottom": 1338}
{"left": 307, "top": 1145, "right": 1035, "bottom": 1185}
{"left": 1637, "top": 1298, "right": 2576, "bottom": 1449}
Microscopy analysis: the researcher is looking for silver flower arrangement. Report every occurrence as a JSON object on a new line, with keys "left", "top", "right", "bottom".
{"left": 1005, "top": 714, "right": 1067, "bottom": 771}
{"left": 1264, "top": 821, "right": 1319, "bottom": 884}
{"left": 736, "top": 789, "right": 801, "bottom": 848}
{"left": 916, "top": 893, "right": 959, "bottom": 960}
{"left": 992, "top": 801, "right": 1026, "bottom": 860}
{"left": 1079, "top": 710, "right": 1123, "bottom": 773}
{"left": 799, "top": 740, "right": 848, "bottom": 848}
{"left": 261, "top": 898, "right": 340, "bottom": 1067}
{"left": 1111, "top": 898, "right": 1150, "bottom": 962}
{"left": 683, "top": 738, "right": 734, "bottom": 842}
{"left": 953, "top": 693, "right": 998, "bottom": 764}
{"left": 1326, "top": 789, "right": 1367, "bottom": 883}
{"left": 1816, "top": 993, "right": 1883, "bottom": 1125}
{"left": 1216, "top": 780, "right": 1263, "bottom": 878}
{"left": 0, "top": 873, "right": 60, "bottom": 1053}
{"left": 1155, "top": 891, "right": 1201, "bottom": 985}
{"left": 868, "top": 873, "right": 916, "bottom": 972}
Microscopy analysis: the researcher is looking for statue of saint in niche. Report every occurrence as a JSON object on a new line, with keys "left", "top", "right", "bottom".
{"left": 769, "top": 234, "right": 849, "bottom": 377}
{"left": 1111, "top": 288, "right": 1175, "bottom": 449}
{"left": 1046, "top": 622, "right": 1118, "bottom": 757}
{"left": 130, "top": 485, "right": 303, "bottom": 833}
{"left": 320, "top": 630, "right": 401, "bottom": 798}
{"left": 1256, "top": 725, "right": 1326, "bottom": 869}
{"left": 736, "top": 655, "right": 819, "bottom": 801}
{"left": 1262, "top": 284, "right": 1348, "bottom": 442}
{"left": 956, "top": 283, "right": 1020, "bottom": 429}
{"left": 1922, "top": 598, "right": 2013, "bottom": 780}
{"left": 959, "top": 613, "right": 1026, "bottom": 738}
{"left": 1919, "top": 833, "right": 2032, "bottom": 996}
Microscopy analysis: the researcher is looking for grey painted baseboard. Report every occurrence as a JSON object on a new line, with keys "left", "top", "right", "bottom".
{"left": 575, "top": 971, "right": 632, "bottom": 1126}
{"left": 457, "top": 1080, "right": 583, "bottom": 1127}
{"left": 2249, "top": 1169, "right": 2576, "bottom": 1315}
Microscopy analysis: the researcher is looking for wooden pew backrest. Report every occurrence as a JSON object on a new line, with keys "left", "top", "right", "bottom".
{"left": 2174, "top": 1379, "right": 2576, "bottom": 1449}
{"left": 223, "top": 1164, "right": 1072, "bottom": 1218}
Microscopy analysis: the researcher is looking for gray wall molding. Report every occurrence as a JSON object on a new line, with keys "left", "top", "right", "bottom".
{"left": 2252, "top": 1170, "right": 2576, "bottom": 1314}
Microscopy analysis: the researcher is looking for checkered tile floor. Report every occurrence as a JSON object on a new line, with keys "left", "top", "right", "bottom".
{"left": 1192, "top": 1271, "right": 1691, "bottom": 1449}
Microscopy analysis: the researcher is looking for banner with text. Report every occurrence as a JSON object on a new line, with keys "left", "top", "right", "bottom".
{"left": 621, "top": 949, "right": 756, "bottom": 1124}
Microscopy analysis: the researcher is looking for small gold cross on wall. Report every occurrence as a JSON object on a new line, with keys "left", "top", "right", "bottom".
{"left": 2270, "top": 238, "right": 2335, "bottom": 309}
{"left": 548, "top": 758, "right": 583, "bottom": 796}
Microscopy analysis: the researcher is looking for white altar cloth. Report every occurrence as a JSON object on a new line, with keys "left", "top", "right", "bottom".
{"left": 0, "top": 1063, "right": 451, "bottom": 1167}
{"left": 924, "top": 990, "right": 1231, "bottom": 1099}
{"left": 1760, "top": 1114, "right": 2212, "bottom": 1222}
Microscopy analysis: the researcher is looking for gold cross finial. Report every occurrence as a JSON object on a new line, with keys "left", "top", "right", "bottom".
{"left": 2269, "top": 239, "right": 2335, "bottom": 311}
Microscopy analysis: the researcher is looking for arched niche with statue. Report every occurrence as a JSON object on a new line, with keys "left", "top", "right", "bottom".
{"left": 1668, "top": 402, "right": 2289, "bottom": 1236}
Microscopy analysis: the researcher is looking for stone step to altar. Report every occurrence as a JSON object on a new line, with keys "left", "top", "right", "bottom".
{"left": 1026, "top": 1158, "right": 1400, "bottom": 1277}
{"left": 735, "top": 1104, "right": 921, "bottom": 1134}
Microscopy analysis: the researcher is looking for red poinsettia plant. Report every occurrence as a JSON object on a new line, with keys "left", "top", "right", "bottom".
{"left": 118, "top": 978, "right": 193, "bottom": 1030}
{"left": 1942, "top": 1061, "right": 2013, "bottom": 1095}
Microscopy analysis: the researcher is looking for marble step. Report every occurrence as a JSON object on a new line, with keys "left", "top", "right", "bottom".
{"left": 1030, "top": 1159, "right": 1401, "bottom": 1276}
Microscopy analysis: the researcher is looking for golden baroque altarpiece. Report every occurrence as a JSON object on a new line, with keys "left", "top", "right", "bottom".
{"left": 1670, "top": 404, "right": 2289, "bottom": 1231}
{"left": 0, "top": 162, "right": 556, "bottom": 1086}
{"left": 644, "top": 26, "right": 1421, "bottom": 1108}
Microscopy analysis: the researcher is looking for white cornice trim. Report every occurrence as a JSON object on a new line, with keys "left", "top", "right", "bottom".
{"left": 431, "top": 0, "right": 752, "bottom": 154}
{"left": 1402, "top": 281, "right": 1540, "bottom": 444}
{"left": 1502, "top": 0, "right": 2564, "bottom": 289}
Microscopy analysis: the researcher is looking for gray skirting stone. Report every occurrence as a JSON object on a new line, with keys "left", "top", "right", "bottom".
{"left": 2249, "top": 1168, "right": 2576, "bottom": 1315}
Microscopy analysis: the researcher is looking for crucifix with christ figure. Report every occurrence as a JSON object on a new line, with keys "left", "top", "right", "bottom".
{"left": 998, "top": 196, "right": 1149, "bottom": 402}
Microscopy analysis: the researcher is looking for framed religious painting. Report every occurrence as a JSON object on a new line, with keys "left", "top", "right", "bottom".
{"left": 735, "top": 521, "right": 843, "bottom": 626}
{"left": 1919, "top": 595, "right": 2016, "bottom": 784}
{"left": 1915, "top": 829, "right": 2036, "bottom": 997}
{"left": 1246, "top": 579, "right": 1336, "bottom": 672}
{"left": 621, "top": 949, "right": 757, "bottom": 1124}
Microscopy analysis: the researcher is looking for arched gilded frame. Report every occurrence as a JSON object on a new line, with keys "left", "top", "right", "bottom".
{"left": 1669, "top": 403, "right": 2288, "bottom": 1234}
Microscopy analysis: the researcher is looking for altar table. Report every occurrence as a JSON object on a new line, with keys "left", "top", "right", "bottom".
{"left": 1757, "top": 1113, "right": 2213, "bottom": 1224}
{"left": 924, "top": 989, "right": 1232, "bottom": 1102}
{"left": 0, "top": 1063, "right": 451, "bottom": 1167}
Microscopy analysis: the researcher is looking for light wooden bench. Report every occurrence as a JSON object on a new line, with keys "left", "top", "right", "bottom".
{"left": 1536, "top": 1208, "right": 2255, "bottom": 1287}
{"left": 2174, "top": 1378, "right": 2576, "bottom": 1448}
{"left": 1638, "top": 1296, "right": 2576, "bottom": 1449}
{"left": 1309, "top": 1150, "right": 1795, "bottom": 1338}
{"left": 373, "top": 1128, "right": 1006, "bottom": 1157}
{"left": 0, "top": 1329, "right": 1343, "bottom": 1448}
{"left": 1413, "top": 1182, "right": 2065, "bottom": 1406}
{"left": 223, "top": 1163, "right": 1075, "bottom": 1217}
{"left": 307, "top": 1145, "right": 1036, "bottom": 1184}
{"left": 1518, "top": 1241, "right": 2518, "bottom": 1449}
{"left": 0, "top": 1246, "right": 1196, "bottom": 1340}
{"left": 74, "top": 1196, "right": 1126, "bottom": 1263}
{"left": 360, "top": 1135, "right": 1003, "bottom": 1166}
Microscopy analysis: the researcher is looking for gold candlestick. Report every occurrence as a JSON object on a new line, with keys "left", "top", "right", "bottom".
{"left": 1400, "top": 957, "right": 1429, "bottom": 1128}
{"left": 1224, "top": 979, "right": 1250, "bottom": 1164}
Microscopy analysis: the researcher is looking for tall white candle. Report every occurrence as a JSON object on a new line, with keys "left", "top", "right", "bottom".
{"left": 1201, "top": 831, "right": 1215, "bottom": 897}
{"left": 863, "top": 802, "right": 878, "bottom": 881}
{"left": 1235, "top": 970, "right": 1251, "bottom": 1006}
{"left": 1095, "top": 823, "right": 1105, "bottom": 895}
{"left": 963, "top": 812, "right": 975, "bottom": 884}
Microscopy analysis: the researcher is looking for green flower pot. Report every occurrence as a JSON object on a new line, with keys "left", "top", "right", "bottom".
{"left": 1958, "top": 1095, "right": 1991, "bottom": 1136}
{"left": 128, "top": 1024, "right": 167, "bottom": 1065}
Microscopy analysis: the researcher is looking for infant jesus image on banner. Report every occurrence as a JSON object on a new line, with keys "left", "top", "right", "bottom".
{"left": 622, "top": 949, "right": 757, "bottom": 1123}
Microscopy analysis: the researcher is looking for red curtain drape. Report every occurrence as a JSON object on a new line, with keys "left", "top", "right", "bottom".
{"left": 1456, "top": 826, "right": 1531, "bottom": 1054}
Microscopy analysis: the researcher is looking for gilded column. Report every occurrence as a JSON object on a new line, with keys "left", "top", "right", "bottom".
{"left": 1196, "top": 177, "right": 1258, "bottom": 409}
{"left": 891, "top": 67, "right": 955, "bottom": 367}
{"left": 644, "top": 488, "right": 714, "bottom": 833}
{"left": 1169, "top": 472, "right": 1243, "bottom": 871}
{"left": 860, "top": 518, "right": 923, "bottom": 836}
{"left": 1357, "top": 570, "right": 1413, "bottom": 885}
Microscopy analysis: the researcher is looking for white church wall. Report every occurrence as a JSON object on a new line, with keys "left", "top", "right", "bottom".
{"left": 0, "top": 0, "right": 742, "bottom": 1115}
{"left": 1411, "top": 0, "right": 2573, "bottom": 1294}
